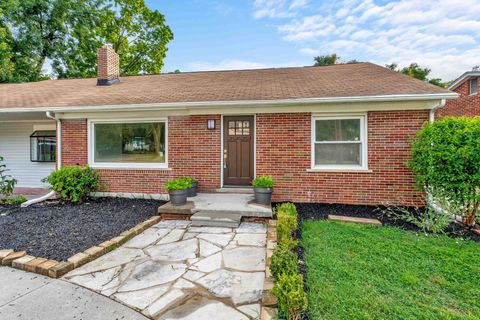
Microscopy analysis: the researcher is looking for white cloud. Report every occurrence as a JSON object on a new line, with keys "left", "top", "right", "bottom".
{"left": 253, "top": 0, "right": 308, "bottom": 19}
{"left": 255, "top": 0, "right": 480, "bottom": 80}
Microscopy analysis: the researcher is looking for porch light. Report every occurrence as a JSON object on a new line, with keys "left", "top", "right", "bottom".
{"left": 207, "top": 119, "right": 216, "bottom": 130}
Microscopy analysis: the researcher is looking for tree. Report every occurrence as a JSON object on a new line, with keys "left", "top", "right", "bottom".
{"left": 386, "top": 62, "right": 449, "bottom": 88}
{"left": 409, "top": 117, "right": 480, "bottom": 227}
{"left": 313, "top": 54, "right": 339, "bottom": 66}
{"left": 0, "top": 8, "right": 16, "bottom": 83}
{"left": 0, "top": 0, "right": 173, "bottom": 82}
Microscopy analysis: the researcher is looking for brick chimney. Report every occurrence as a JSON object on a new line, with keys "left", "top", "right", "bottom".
{"left": 97, "top": 44, "right": 120, "bottom": 86}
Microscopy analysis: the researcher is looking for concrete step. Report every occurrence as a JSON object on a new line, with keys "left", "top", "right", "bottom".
{"left": 191, "top": 211, "right": 242, "bottom": 228}
{"left": 214, "top": 188, "right": 253, "bottom": 194}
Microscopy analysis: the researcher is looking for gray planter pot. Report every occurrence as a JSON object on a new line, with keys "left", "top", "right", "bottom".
{"left": 254, "top": 187, "right": 273, "bottom": 206}
{"left": 187, "top": 181, "right": 198, "bottom": 197}
{"left": 169, "top": 189, "right": 188, "bottom": 206}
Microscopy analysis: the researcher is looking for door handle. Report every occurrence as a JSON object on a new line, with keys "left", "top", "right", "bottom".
{"left": 223, "top": 149, "right": 227, "bottom": 168}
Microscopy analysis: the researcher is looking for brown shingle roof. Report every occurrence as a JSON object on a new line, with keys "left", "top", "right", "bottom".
{"left": 0, "top": 63, "right": 453, "bottom": 110}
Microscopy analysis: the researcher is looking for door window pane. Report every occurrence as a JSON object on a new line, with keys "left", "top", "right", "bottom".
{"left": 315, "top": 119, "right": 360, "bottom": 141}
{"left": 94, "top": 122, "right": 166, "bottom": 163}
{"left": 315, "top": 143, "right": 361, "bottom": 166}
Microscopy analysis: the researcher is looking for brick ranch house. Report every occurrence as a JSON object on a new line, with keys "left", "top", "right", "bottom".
{"left": 437, "top": 70, "right": 480, "bottom": 118}
{"left": 0, "top": 45, "right": 458, "bottom": 206}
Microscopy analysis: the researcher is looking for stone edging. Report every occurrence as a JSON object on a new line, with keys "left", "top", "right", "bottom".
{"left": 261, "top": 219, "right": 278, "bottom": 320}
{"left": 91, "top": 192, "right": 169, "bottom": 201}
{"left": 0, "top": 216, "right": 162, "bottom": 278}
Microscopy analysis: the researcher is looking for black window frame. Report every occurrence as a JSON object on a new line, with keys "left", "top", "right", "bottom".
{"left": 30, "top": 130, "right": 57, "bottom": 163}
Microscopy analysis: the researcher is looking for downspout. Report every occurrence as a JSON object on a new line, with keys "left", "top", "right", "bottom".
{"left": 427, "top": 99, "right": 447, "bottom": 214}
{"left": 46, "top": 111, "right": 61, "bottom": 169}
{"left": 22, "top": 112, "right": 60, "bottom": 207}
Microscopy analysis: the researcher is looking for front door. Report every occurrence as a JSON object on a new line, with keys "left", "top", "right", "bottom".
{"left": 223, "top": 116, "right": 254, "bottom": 186}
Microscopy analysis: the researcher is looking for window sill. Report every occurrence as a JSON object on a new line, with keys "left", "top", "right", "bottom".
{"left": 306, "top": 168, "right": 373, "bottom": 173}
{"left": 90, "top": 165, "right": 172, "bottom": 171}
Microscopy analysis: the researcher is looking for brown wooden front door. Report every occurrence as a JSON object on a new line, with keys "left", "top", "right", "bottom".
{"left": 223, "top": 116, "right": 254, "bottom": 186}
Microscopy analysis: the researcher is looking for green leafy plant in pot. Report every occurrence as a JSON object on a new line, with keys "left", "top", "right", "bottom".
{"left": 165, "top": 178, "right": 192, "bottom": 206}
{"left": 252, "top": 176, "right": 275, "bottom": 205}
{"left": 185, "top": 177, "right": 198, "bottom": 197}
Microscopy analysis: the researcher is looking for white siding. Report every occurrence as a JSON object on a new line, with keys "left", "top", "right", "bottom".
{"left": 0, "top": 122, "right": 56, "bottom": 187}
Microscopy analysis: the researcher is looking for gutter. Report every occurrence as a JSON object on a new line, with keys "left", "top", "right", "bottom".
{"left": 0, "top": 93, "right": 459, "bottom": 114}
{"left": 46, "top": 111, "right": 61, "bottom": 169}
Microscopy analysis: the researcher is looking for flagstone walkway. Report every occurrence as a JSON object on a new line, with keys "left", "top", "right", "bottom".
{"left": 63, "top": 220, "right": 267, "bottom": 320}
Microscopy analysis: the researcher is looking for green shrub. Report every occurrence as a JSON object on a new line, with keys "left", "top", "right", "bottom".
{"left": 0, "top": 156, "right": 17, "bottom": 197}
{"left": 273, "top": 272, "right": 308, "bottom": 320}
{"left": 184, "top": 177, "right": 198, "bottom": 184}
{"left": 165, "top": 178, "right": 192, "bottom": 191}
{"left": 276, "top": 203, "right": 298, "bottom": 246}
{"left": 270, "top": 244, "right": 299, "bottom": 281}
{"left": 410, "top": 117, "right": 480, "bottom": 227}
{"left": 252, "top": 175, "right": 275, "bottom": 188}
{"left": 378, "top": 206, "right": 451, "bottom": 234}
{"left": 44, "top": 166, "right": 101, "bottom": 203}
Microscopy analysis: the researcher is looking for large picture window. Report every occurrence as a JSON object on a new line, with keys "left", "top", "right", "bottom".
{"left": 91, "top": 120, "right": 167, "bottom": 168}
{"left": 312, "top": 115, "right": 367, "bottom": 170}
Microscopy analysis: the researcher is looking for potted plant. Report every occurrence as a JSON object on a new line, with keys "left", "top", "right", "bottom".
{"left": 185, "top": 177, "right": 198, "bottom": 197}
{"left": 252, "top": 175, "right": 275, "bottom": 205}
{"left": 165, "top": 178, "right": 192, "bottom": 206}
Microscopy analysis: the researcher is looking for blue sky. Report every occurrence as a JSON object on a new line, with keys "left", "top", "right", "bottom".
{"left": 151, "top": 0, "right": 480, "bottom": 81}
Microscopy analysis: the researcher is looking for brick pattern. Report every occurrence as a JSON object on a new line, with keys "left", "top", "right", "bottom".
{"left": 60, "top": 115, "right": 221, "bottom": 194}
{"left": 97, "top": 44, "right": 120, "bottom": 81}
{"left": 61, "top": 111, "right": 425, "bottom": 206}
{"left": 438, "top": 77, "right": 480, "bottom": 118}
{"left": 255, "top": 111, "right": 427, "bottom": 206}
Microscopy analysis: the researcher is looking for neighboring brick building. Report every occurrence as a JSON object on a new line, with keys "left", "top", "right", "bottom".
{"left": 437, "top": 71, "right": 480, "bottom": 118}
{"left": 0, "top": 45, "right": 458, "bottom": 206}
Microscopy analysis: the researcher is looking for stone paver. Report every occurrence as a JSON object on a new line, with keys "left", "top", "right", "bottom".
{"left": 64, "top": 221, "right": 267, "bottom": 320}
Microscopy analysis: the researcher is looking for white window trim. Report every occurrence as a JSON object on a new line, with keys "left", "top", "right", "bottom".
{"left": 469, "top": 78, "right": 478, "bottom": 96}
{"left": 88, "top": 118, "right": 168, "bottom": 169}
{"left": 311, "top": 114, "right": 368, "bottom": 171}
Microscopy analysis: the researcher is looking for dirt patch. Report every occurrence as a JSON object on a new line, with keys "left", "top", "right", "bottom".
{"left": 0, "top": 197, "right": 164, "bottom": 261}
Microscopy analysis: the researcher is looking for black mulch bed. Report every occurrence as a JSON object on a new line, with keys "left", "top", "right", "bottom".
{"left": 0, "top": 197, "right": 165, "bottom": 261}
{"left": 272, "top": 202, "right": 480, "bottom": 320}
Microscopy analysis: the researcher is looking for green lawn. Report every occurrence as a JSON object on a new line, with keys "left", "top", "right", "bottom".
{"left": 302, "top": 221, "right": 480, "bottom": 320}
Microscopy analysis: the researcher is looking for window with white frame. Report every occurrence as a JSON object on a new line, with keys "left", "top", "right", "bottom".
{"left": 90, "top": 120, "right": 167, "bottom": 168}
{"left": 312, "top": 115, "right": 367, "bottom": 169}
{"left": 470, "top": 78, "right": 478, "bottom": 95}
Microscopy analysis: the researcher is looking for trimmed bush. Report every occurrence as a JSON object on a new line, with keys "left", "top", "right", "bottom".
{"left": 164, "top": 178, "right": 192, "bottom": 191}
{"left": 273, "top": 272, "right": 308, "bottom": 320}
{"left": 276, "top": 203, "right": 298, "bottom": 246}
{"left": 44, "top": 166, "right": 101, "bottom": 203}
{"left": 410, "top": 116, "right": 480, "bottom": 226}
{"left": 270, "top": 244, "right": 299, "bottom": 281}
{"left": 252, "top": 175, "right": 275, "bottom": 188}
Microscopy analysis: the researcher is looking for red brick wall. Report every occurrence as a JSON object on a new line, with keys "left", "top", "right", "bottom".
{"left": 61, "top": 111, "right": 426, "bottom": 206}
{"left": 438, "top": 77, "right": 480, "bottom": 118}
{"left": 256, "top": 111, "right": 427, "bottom": 206}
{"left": 60, "top": 116, "right": 221, "bottom": 194}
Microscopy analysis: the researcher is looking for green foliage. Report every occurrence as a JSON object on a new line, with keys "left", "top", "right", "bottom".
{"left": 273, "top": 272, "right": 308, "bottom": 320}
{"left": 252, "top": 175, "right": 275, "bottom": 188}
{"left": 302, "top": 220, "right": 480, "bottom": 319}
{"left": 410, "top": 117, "right": 480, "bottom": 226}
{"left": 313, "top": 53, "right": 339, "bottom": 66}
{"left": 270, "top": 244, "right": 299, "bottom": 281}
{"left": 44, "top": 165, "right": 101, "bottom": 202}
{"left": 0, "top": 0, "right": 173, "bottom": 82}
{"left": 184, "top": 177, "right": 198, "bottom": 184}
{"left": 1, "top": 195, "right": 27, "bottom": 205}
{"left": 386, "top": 62, "right": 449, "bottom": 88}
{"left": 276, "top": 203, "right": 298, "bottom": 246}
{"left": 0, "top": 156, "right": 17, "bottom": 197}
{"left": 164, "top": 178, "right": 192, "bottom": 192}
{"left": 378, "top": 206, "right": 451, "bottom": 234}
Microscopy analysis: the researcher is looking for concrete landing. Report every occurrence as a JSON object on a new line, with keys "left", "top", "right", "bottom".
{"left": 327, "top": 215, "right": 382, "bottom": 226}
{"left": 158, "top": 193, "right": 272, "bottom": 219}
{"left": 191, "top": 211, "right": 242, "bottom": 227}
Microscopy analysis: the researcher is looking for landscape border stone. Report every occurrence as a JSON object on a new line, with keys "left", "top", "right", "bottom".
{"left": 2, "top": 215, "right": 161, "bottom": 279}
{"left": 261, "top": 219, "right": 278, "bottom": 320}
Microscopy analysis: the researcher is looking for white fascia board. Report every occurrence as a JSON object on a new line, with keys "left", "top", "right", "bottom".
{"left": 0, "top": 93, "right": 458, "bottom": 114}
{"left": 448, "top": 72, "right": 480, "bottom": 90}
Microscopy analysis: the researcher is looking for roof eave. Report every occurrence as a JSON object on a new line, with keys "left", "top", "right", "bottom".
{"left": 0, "top": 92, "right": 459, "bottom": 114}
{"left": 448, "top": 71, "right": 480, "bottom": 90}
